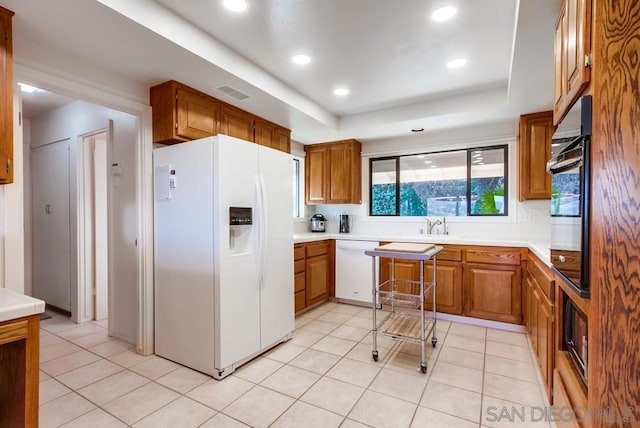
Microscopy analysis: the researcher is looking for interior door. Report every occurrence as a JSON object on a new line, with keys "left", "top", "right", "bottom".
{"left": 32, "top": 140, "right": 71, "bottom": 310}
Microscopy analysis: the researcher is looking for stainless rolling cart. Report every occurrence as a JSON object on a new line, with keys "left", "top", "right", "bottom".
{"left": 365, "top": 242, "right": 442, "bottom": 373}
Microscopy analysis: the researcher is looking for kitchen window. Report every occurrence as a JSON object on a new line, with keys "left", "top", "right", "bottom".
{"left": 292, "top": 157, "right": 304, "bottom": 218}
{"left": 370, "top": 145, "right": 508, "bottom": 216}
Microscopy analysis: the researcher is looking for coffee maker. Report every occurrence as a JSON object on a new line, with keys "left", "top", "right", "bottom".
{"left": 339, "top": 214, "right": 351, "bottom": 233}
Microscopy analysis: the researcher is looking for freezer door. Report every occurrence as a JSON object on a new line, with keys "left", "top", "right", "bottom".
{"left": 258, "top": 145, "right": 295, "bottom": 347}
{"left": 153, "top": 138, "right": 217, "bottom": 375}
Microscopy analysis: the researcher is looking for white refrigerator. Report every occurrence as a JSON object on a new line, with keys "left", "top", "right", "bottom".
{"left": 153, "top": 135, "right": 294, "bottom": 379}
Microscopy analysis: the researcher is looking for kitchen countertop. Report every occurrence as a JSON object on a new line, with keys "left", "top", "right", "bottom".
{"left": 0, "top": 288, "right": 46, "bottom": 323}
{"left": 294, "top": 232, "right": 551, "bottom": 266}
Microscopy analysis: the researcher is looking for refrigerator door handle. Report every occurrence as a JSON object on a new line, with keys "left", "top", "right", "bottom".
{"left": 258, "top": 175, "right": 268, "bottom": 289}
{"left": 255, "top": 174, "right": 264, "bottom": 288}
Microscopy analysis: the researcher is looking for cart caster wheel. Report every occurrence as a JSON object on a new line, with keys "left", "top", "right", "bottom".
{"left": 372, "top": 351, "right": 379, "bottom": 362}
{"left": 420, "top": 364, "right": 427, "bottom": 374}
{"left": 431, "top": 337, "right": 438, "bottom": 347}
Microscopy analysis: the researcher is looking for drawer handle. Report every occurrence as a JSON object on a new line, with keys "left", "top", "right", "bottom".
{"left": 558, "top": 255, "right": 566, "bottom": 263}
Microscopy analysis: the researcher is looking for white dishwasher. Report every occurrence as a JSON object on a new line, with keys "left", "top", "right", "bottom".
{"left": 335, "top": 240, "right": 379, "bottom": 305}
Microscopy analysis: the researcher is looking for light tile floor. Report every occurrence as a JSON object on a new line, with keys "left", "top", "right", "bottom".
{"left": 38, "top": 302, "right": 553, "bottom": 427}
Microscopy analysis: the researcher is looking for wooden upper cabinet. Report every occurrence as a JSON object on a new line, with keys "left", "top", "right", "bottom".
{"left": 150, "top": 80, "right": 291, "bottom": 153}
{"left": 150, "top": 80, "right": 219, "bottom": 144}
{"left": 176, "top": 87, "right": 220, "bottom": 140}
{"left": 273, "top": 126, "right": 291, "bottom": 153}
{"left": 0, "top": 7, "right": 14, "bottom": 185}
{"left": 304, "top": 139, "right": 362, "bottom": 204}
{"left": 254, "top": 119, "right": 291, "bottom": 153}
{"left": 220, "top": 104, "right": 253, "bottom": 141}
{"left": 305, "top": 145, "right": 328, "bottom": 204}
{"left": 553, "top": 0, "right": 591, "bottom": 125}
{"left": 518, "top": 111, "right": 555, "bottom": 200}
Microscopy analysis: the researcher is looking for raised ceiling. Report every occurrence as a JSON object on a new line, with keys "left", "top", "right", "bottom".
{"left": 3, "top": 0, "right": 561, "bottom": 143}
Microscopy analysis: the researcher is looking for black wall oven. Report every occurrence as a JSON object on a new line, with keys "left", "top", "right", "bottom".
{"left": 547, "top": 95, "right": 591, "bottom": 298}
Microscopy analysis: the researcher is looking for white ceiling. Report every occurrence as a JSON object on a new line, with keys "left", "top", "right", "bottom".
{"left": 4, "top": 0, "right": 562, "bottom": 144}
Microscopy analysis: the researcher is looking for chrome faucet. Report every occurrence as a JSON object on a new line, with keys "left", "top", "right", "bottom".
{"left": 425, "top": 217, "right": 442, "bottom": 235}
{"left": 424, "top": 217, "right": 448, "bottom": 235}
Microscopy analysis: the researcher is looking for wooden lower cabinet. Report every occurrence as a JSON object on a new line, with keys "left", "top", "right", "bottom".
{"left": 293, "top": 241, "right": 333, "bottom": 314}
{"left": 379, "top": 257, "right": 420, "bottom": 295}
{"left": 536, "top": 288, "right": 553, "bottom": 398}
{"left": 425, "top": 261, "right": 463, "bottom": 315}
{"left": 524, "top": 254, "right": 556, "bottom": 401}
{"left": 553, "top": 352, "right": 588, "bottom": 427}
{"left": 0, "top": 314, "right": 40, "bottom": 428}
{"left": 306, "top": 254, "right": 329, "bottom": 306}
{"left": 464, "top": 263, "right": 522, "bottom": 324}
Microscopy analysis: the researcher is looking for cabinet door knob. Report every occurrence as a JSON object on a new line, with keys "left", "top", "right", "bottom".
{"left": 558, "top": 255, "right": 566, "bottom": 263}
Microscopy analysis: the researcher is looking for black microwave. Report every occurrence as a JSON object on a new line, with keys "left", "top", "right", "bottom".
{"left": 547, "top": 95, "right": 591, "bottom": 298}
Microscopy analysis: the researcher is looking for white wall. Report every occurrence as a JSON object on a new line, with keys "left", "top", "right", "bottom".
{"left": 29, "top": 100, "right": 138, "bottom": 344}
{"left": 306, "top": 125, "right": 551, "bottom": 245}
{"left": 23, "top": 118, "right": 31, "bottom": 295}
{"left": 0, "top": 89, "right": 26, "bottom": 293}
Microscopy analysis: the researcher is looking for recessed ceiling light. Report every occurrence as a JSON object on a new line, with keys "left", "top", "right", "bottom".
{"left": 447, "top": 58, "right": 467, "bottom": 68}
{"left": 411, "top": 128, "right": 425, "bottom": 132}
{"left": 430, "top": 165, "right": 438, "bottom": 168}
{"left": 223, "top": 0, "right": 247, "bottom": 12}
{"left": 292, "top": 54, "right": 311, "bottom": 65}
{"left": 19, "top": 83, "right": 39, "bottom": 93}
{"left": 417, "top": 155, "right": 426, "bottom": 159}
{"left": 432, "top": 6, "right": 456, "bottom": 22}
{"left": 333, "top": 88, "right": 349, "bottom": 96}
{"left": 424, "top": 160, "right": 432, "bottom": 164}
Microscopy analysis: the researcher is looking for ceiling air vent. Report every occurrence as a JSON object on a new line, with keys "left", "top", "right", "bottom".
{"left": 214, "top": 85, "right": 250, "bottom": 100}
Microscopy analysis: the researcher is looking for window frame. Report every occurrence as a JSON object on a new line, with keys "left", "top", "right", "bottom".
{"left": 292, "top": 156, "right": 305, "bottom": 219}
{"left": 369, "top": 144, "right": 509, "bottom": 217}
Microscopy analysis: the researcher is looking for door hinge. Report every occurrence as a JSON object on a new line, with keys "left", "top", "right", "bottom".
{"left": 4, "top": 29, "right": 8, "bottom": 41}
{"left": 551, "top": 314, "right": 556, "bottom": 323}
{"left": 5, "top": 159, "right": 10, "bottom": 173}
{"left": 585, "top": 53, "right": 592, "bottom": 67}
{"left": 18, "top": 111, "right": 21, "bottom": 126}
{"left": 175, "top": 122, "right": 178, "bottom": 129}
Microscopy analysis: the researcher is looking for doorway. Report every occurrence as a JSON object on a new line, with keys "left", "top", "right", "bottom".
{"left": 17, "top": 64, "right": 155, "bottom": 355}
{"left": 79, "top": 128, "right": 110, "bottom": 322}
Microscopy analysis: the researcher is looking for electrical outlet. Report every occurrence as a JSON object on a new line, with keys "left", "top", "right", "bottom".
{"left": 519, "top": 212, "right": 536, "bottom": 223}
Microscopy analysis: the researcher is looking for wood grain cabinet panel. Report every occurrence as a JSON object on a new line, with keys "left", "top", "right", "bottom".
{"left": 0, "top": 7, "right": 14, "bottom": 185}
{"left": 305, "top": 146, "right": 328, "bottom": 204}
{"left": 254, "top": 119, "right": 291, "bottom": 153}
{"left": 425, "top": 261, "right": 463, "bottom": 315}
{"left": 220, "top": 105, "right": 253, "bottom": 142}
{"left": 524, "top": 253, "right": 556, "bottom": 402}
{"left": 176, "top": 87, "right": 220, "bottom": 140}
{"left": 150, "top": 80, "right": 291, "bottom": 153}
{"left": 306, "top": 254, "right": 330, "bottom": 306}
{"left": 294, "top": 291, "right": 306, "bottom": 313}
{"left": 464, "top": 263, "right": 522, "bottom": 324}
{"left": 379, "top": 257, "right": 419, "bottom": 295}
{"left": 304, "top": 139, "right": 361, "bottom": 204}
{"left": 554, "top": 0, "right": 591, "bottom": 125}
{"left": 293, "top": 241, "right": 333, "bottom": 314}
{"left": 0, "top": 314, "right": 40, "bottom": 428}
{"left": 519, "top": 111, "right": 554, "bottom": 200}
